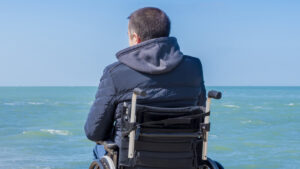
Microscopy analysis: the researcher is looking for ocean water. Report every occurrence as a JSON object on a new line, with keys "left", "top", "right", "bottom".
{"left": 0, "top": 87, "right": 299, "bottom": 169}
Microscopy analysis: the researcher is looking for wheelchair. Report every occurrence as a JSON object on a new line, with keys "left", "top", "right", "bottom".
{"left": 89, "top": 88, "right": 224, "bottom": 169}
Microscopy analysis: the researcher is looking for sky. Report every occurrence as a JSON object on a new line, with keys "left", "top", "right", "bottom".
{"left": 0, "top": 0, "right": 299, "bottom": 86}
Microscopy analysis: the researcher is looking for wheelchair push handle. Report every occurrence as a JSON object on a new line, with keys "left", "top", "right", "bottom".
{"left": 202, "top": 90, "right": 222, "bottom": 161}
{"left": 128, "top": 88, "right": 146, "bottom": 159}
{"left": 208, "top": 90, "right": 222, "bottom": 99}
{"left": 133, "top": 88, "right": 146, "bottom": 96}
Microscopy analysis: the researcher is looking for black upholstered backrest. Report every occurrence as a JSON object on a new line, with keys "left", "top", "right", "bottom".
{"left": 118, "top": 104, "right": 206, "bottom": 169}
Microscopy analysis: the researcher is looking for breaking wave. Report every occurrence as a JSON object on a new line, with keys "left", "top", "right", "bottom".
{"left": 22, "top": 129, "right": 71, "bottom": 136}
{"left": 28, "top": 102, "right": 44, "bottom": 105}
{"left": 4, "top": 102, "right": 16, "bottom": 106}
{"left": 223, "top": 104, "right": 240, "bottom": 108}
{"left": 40, "top": 129, "right": 71, "bottom": 136}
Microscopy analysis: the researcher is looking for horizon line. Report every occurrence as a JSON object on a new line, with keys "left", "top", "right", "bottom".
{"left": 0, "top": 85, "right": 300, "bottom": 87}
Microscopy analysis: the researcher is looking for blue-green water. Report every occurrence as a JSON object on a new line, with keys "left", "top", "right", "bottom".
{"left": 0, "top": 87, "right": 299, "bottom": 169}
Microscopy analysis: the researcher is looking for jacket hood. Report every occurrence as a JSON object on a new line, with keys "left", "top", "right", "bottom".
{"left": 116, "top": 37, "right": 184, "bottom": 74}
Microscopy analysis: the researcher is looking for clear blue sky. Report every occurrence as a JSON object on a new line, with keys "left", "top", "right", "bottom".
{"left": 0, "top": 0, "right": 299, "bottom": 86}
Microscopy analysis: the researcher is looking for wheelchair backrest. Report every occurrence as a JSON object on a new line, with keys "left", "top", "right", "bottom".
{"left": 119, "top": 103, "right": 207, "bottom": 169}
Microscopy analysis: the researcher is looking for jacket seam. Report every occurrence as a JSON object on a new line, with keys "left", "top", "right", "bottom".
{"left": 107, "top": 62, "right": 123, "bottom": 74}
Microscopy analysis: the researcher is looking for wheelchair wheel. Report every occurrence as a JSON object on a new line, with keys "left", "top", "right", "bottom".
{"left": 89, "top": 160, "right": 101, "bottom": 169}
{"left": 199, "top": 157, "right": 220, "bottom": 169}
{"left": 215, "top": 161, "right": 224, "bottom": 169}
{"left": 89, "top": 156, "right": 115, "bottom": 169}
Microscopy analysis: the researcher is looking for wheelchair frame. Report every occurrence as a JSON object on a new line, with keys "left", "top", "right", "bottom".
{"left": 90, "top": 88, "right": 222, "bottom": 169}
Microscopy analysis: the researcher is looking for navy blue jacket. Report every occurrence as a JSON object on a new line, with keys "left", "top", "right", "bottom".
{"left": 84, "top": 37, "right": 206, "bottom": 144}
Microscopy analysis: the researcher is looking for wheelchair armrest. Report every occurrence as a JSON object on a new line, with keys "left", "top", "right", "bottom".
{"left": 97, "top": 141, "right": 118, "bottom": 150}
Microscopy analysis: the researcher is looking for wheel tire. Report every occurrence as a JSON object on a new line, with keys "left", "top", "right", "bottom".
{"left": 199, "top": 164, "right": 210, "bottom": 169}
{"left": 89, "top": 156, "right": 115, "bottom": 169}
{"left": 215, "top": 161, "right": 224, "bottom": 169}
{"left": 89, "top": 161, "right": 102, "bottom": 169}
{"left": 101, "top": 156, "right": 116, "bottom": 169}
{"left": 199, "top": 158, "right": 220, "bottom": 169}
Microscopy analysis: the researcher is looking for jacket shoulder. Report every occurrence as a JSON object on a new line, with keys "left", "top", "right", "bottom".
{"left": 180, "top": 55, "right": 203, "bottom": 70}
{"left": 104, "top": 61, "right": 135, "bottom": 77}
{"left": 183, "top": 55, "right": 201, "bottom": 64}
{"left": 101, "top": 61, "right": 131, "bottom": 85}
{"left": 103, "top": 61, "right": 123, "bottom": 73}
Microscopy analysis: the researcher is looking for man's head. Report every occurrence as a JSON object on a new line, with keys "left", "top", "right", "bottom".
{"left": 128, "top": 7, "right": 171, "bottom": 46}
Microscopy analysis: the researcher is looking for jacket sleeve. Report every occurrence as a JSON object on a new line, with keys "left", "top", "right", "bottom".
{"left": 84, "top": 68, "right": 116, "bottom": 142}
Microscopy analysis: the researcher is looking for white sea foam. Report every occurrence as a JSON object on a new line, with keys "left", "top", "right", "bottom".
{"left": 35, "top": 166, "right": 52, "bottom": 169}
{"left": 28, "top": 102, "right": 44, "bottom": 105}
{"left": 4, "top": 102, "right": 16, "bottom": 106}
{"left": 223, "top": 104, "right": 240, "bottom": 108}
{"left": 22, "top": 131, "right": 30, "bottom": 134}
{"left": 40, "top": 129, "right": 71, "bottom": 136}
{"left": 287, "top": 103, "right": 295, "bottom": 106}
{"left": 253, "top": 106, "right": 263, "bottom": 109}
{"left": 241, "top": 120, "right": 252, "bottom": 124}
{"left": 22, "top": 129, "right": 71, "bottom": 136}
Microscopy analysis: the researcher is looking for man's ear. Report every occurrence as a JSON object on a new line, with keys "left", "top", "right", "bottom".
{"left": 132, "top": 32, "right": 141, "bottom": 44}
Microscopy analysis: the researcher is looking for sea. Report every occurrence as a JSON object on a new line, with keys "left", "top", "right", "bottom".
{"left": 0, "top": 87, "right": 299, "bottom": 169}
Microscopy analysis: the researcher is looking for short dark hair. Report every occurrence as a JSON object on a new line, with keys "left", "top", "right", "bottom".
{"left": 128, "top": 7, "right": 171, "bottom": 42}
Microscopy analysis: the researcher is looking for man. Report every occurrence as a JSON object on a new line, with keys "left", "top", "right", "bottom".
{"left": 85, "top": 7, "right": 206, "bottom": 160}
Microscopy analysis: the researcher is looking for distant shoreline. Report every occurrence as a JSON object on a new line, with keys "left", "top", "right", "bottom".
{"left": 0, "top": 86, "right": 300, "bottom": 88}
